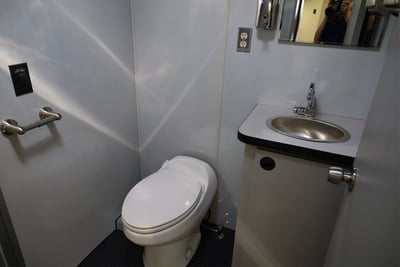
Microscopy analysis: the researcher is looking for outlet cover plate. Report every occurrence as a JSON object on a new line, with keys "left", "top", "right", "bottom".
{"left": 237, "top": 27, "right": 252, "bottom": 53}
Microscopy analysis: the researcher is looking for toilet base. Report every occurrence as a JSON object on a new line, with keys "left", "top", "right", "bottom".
{"left": 143, "top": 227, "right": 201, "bottom": 267}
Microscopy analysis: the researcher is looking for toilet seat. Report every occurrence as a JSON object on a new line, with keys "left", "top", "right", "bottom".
{"left": 122, "top": 169, "right": 203, "bottom": 234}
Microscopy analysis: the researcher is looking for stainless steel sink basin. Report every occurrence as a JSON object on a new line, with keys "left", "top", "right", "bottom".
{"left": 267, "top": 116, "right": 350, "bottom": 143}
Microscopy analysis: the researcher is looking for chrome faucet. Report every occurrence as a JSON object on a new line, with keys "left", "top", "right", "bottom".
{"left": 293, "top": 83, "right": 316, "bottom": 117}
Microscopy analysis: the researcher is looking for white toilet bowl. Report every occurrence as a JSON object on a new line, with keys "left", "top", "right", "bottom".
{"left": 121, "top": 156, "right": 217, "bottom": 267}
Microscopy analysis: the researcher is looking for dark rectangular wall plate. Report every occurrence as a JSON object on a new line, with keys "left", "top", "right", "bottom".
{"left": 8, "top": 63, "right": 34, "bottom": 97}
{"left": 237, "top": 27, "right": 252, "bottom": 53}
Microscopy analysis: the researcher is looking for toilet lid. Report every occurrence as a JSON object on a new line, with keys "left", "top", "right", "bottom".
{"left": 122, "top": 169, "right": 202, "bottom": 233}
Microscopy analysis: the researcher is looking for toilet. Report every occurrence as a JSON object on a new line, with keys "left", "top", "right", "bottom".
{"left": 121, "top": 155, "right": 217, "bottom": 267}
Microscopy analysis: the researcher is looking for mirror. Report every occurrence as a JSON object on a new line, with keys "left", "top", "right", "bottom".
{"left": 279, "top": 0, "right": 399, "bottom": 48}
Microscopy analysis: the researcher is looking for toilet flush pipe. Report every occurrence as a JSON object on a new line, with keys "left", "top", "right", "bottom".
{"left": 201, "top": 209, "right": 224, "bottom": 239}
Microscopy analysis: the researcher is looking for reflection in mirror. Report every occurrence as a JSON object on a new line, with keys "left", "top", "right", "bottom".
{"left": 279, "top": 0, "right": 399, "bottom": 48}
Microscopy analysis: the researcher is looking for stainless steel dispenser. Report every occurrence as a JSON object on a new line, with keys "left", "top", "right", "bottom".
{"left": 255, "top": 0, "right": 279, "bottom": 30}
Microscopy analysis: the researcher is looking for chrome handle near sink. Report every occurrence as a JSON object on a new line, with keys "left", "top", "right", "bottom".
{"left": 328, "top": 167, "right": 358, "bottom": 192}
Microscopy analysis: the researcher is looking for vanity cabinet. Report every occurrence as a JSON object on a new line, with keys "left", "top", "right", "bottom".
{"left": 232, "top": 145, "right": 345, "bottom": 267}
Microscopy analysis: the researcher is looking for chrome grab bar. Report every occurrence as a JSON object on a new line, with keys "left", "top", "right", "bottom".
{"left": 1, "top": 107, "right": 62, "bottom": 136}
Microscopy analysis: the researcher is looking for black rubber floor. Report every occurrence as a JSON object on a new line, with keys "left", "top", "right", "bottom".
{"left": 78, "top": 227, "right": 235, "bottom": 267}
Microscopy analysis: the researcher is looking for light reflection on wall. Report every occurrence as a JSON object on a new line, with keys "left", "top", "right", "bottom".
{"left": 0, "top": 0, "right": 137, "bottom": 152}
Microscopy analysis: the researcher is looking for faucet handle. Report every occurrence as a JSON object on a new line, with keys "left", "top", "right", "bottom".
{"left": 307, "top": 83, "right": 315, "bottom": 99}
{"left": 293, "top": 83, "right": 317, "bottom": 117}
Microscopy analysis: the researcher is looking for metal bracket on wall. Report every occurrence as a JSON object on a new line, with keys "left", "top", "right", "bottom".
{"left": 0, "top": 107, "right": 62, "bottom": 136}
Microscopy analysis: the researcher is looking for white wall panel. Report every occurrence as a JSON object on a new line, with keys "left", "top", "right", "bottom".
{"left": 132, "top": 0, "right": 227, "bottom": 177}
{"left": 0, "top": 1, "right": 139, "bottom": 266}
{"left": 324, "top": 18, "right": 400, "bottom": 267}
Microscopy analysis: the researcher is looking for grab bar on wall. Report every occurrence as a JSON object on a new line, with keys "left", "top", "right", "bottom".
{"left": 1, "top": 107, "right": 62, "bottom": 136}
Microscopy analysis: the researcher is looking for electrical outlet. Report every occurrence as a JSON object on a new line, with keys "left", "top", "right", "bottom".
{"left": 237, "top": 27, "right": 252, "bottom": 53}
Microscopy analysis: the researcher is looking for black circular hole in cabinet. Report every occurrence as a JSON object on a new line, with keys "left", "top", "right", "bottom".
{"left": 260, "top": 156, "right": 276, "bottom": 171}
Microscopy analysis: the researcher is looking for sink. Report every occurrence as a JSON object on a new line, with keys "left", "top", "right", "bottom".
{"left": 267, "top": 116, "right": 350, "bottom": 143}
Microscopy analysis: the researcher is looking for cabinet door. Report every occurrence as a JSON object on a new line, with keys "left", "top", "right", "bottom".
{"left": 233, "top": 147, "right": 345, "bottom": 267}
